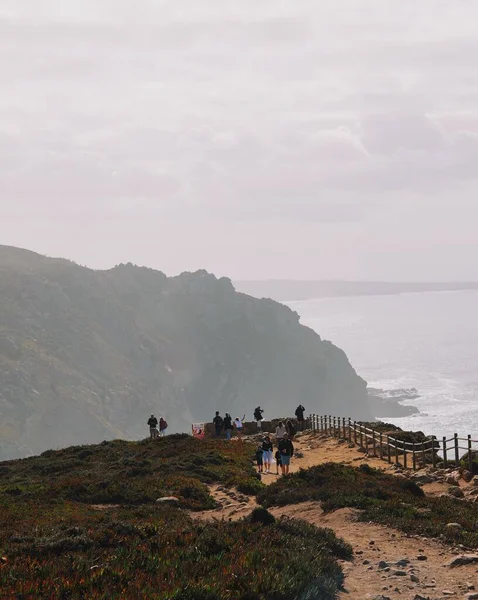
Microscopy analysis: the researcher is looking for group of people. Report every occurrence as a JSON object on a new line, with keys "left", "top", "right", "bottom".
{"left": 147, "top": 415, "right": 168, "bottom": 439}
{"left": 255, "top": 429, "right": 294, "bottom": 476}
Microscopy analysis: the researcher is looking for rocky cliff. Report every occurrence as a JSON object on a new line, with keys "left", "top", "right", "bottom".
{"left": 0, "top": 246, "right": 370, "bottom": 459}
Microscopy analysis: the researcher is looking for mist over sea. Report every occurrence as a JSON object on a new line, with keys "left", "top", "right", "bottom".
{"left": 287, "top": 290, "right": 478, "bottom": 440}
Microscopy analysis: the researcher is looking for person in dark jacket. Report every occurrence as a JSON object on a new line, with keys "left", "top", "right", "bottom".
{"left": 261, "top": 435, "right": 273, "bottom": 474}
{"left": 274, "top": 449, "right": 282, "bottom": 475}
{"left": 255, "top": 446, "right": 264, "bottom": 474}
{"left": 295, "top": 405, "right": 305, "bottom": 431}
{"left": 286, "top": 419, "right": 296, "bottom": 439}
{"left": 278, "top": 433, "right": 294, "bottom": 475}
{"left": 254, "top": 406, "right": 264, "bottom": 429}
{"left": 147, "top": 415, "right": 158, "bottom": 439}
{"left": 213, "top": 412, "right": 224, "bottom": 437}
{"left": 223, "top": 413, "right": 233, "bottom": 440}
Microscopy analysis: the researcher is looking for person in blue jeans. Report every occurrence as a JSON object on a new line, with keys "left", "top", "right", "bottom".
{"left": 224, "top": 413, "right": 233, "bottom": 440}
{"left": 278, "top": 433, "right": 294, "bottom": 476}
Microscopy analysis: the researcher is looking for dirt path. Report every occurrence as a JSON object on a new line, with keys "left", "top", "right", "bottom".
{"left": 194, "top": 432, "right": 478, "bottom": 599}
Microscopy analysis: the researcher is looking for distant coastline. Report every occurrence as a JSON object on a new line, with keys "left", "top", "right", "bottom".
{"left": 234, "top": 280, "right": 478, "bottom": 302}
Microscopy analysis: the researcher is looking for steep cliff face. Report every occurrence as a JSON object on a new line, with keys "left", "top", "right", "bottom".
{"left": 0, "top": 246, "right": 370, "bottom": 459}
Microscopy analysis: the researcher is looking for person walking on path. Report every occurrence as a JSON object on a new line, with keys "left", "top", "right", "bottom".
{"left": 295, "top": 405, "right": 305, "bottom": 431}
{"left": 274, "top": 448, "right": 282, "bottom": 475}
{"left": 275, "top": 421, "right": 286, "bottom": 445}
{"left": 286, "top": 419, "right": 296, "bottom": 439}
{"left": 159, "top": 417, "right": 168, "bottom": 437}
{"left": 261, "top": 435, "right": 273, "bottom": 474}
{"left": 254, "top": 406, "right": 264, "bottom": 430}
{"left": 255, "top": 445, "right": 264, "bottom": 474}
{"left": 234, "top": 415, "right": 246, "bottom": 438}
{"left": 278, "top": 433, "right": 294, "bottom": 476}
{"left": 213, "top": 412, "right": 224, "bottom": 437}
{"left": 147, "top": 415, "right": 158, "bottom": 439}
{"left": 223, "top": 413, "right": 233, "bottom": 440}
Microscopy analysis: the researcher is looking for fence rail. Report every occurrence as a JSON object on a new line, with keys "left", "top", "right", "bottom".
{"left": 309, "top": 414, "right": 478, "bottom": 471}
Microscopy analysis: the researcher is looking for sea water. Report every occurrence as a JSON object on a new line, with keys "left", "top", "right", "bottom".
{"left": 287, "top": 290, "right": 478, "bottom": 441}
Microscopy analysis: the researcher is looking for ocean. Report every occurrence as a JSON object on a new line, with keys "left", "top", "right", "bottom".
{"left": 287, "top": 290, "right": 478, "bottom": 441}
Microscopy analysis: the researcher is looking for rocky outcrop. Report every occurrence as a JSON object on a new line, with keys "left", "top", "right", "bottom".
{"left": 0, "top": 246, "right": 371, "bottom": 460}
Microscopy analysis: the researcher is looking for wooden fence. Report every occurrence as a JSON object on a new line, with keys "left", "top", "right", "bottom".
{"left": 309, "top": 414, "right": 478, "bottom": 472}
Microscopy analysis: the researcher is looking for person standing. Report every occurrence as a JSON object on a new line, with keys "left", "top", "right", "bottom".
{"left": 275, "top": 421, "right": 286, "bottom": 445}
{"left": 295, "top": 405, "right": 305, "bottom": 431}
{"left": 213, "top": 412, "right": 224, "bottom": 437}
{"left": 254, "top": 406, "right": 264, "bottom": 430}
{"left": 147, "top": 415, "right": 158, "bottom": 439}
{"left": 261, "top": 435, "right": 273, "bottom": 474}
{"left": 274, "top": 448, "right": 282, "bottom": 475}
{"left": 159, "top": 417, "right": 168, "bottom": 437}
{"left": 255, "top": 445, "right": 264, "bottom": 474}
{"left": 234, "top": 415, "right": 246, "bottom": 438}
{"left": 223, "top": 413, "right": 233, "bottom": 440}
{"left": 278, "top": 433, "right": 294, "bottom": 476}
{"left": 286, "top": 419, "right": 296, "bottom": 439}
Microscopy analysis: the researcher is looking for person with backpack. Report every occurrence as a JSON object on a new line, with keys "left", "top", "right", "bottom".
{"left": 159, "top": 417, "right": 168, "bottom": 437}
{"left": 254, "top": 406, "right": 264, "bottom": 429}
{"left": 213, "top": 412, "right": 224, "bottom": 437}
{"left": 223, "top": 413, "right": 233, "bottom": 440}
{"left": 147, "top": 415, "right": 158, "bottom": 439}
{"left": 295, "top": 405, "right": 305, "bottom": 431}
{"left": 261, "top": 435, "right": 273, "bottom": 474}
{"left": 278, "top": 433, "right": 294, "bottom": 476}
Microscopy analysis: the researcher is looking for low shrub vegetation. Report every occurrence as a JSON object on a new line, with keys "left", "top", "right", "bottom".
{"left": 257, "top": 462, "right": 478, "bottom": 546}
{"left": 0, "top": 435, "right": 262, "bottom": 510}
{"left": 0, "top": 502, "right": 351, "bottom": 599}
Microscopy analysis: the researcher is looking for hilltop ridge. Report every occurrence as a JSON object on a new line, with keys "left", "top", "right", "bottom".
{"left": 0, "top": 245, "right": 370, "bottom": 460}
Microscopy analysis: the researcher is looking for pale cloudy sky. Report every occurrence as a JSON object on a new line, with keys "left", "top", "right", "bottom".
{"left": 1, "top": 0, "right": 478, "bottom": 280}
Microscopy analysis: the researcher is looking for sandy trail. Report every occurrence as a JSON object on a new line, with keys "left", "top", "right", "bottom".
{"left": 194, "top": 432, "right": 478, "bottom": 599}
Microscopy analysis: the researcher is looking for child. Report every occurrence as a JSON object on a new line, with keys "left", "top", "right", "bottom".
{"left": 275, "top": 449, "right": 282, "bottom": 475}
{"left": 256, "top": 446, "right": 264, "bottom": 474}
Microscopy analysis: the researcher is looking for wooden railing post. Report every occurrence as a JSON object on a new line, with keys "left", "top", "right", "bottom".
{"left": 431, "top": 436, "right": 437, "bottom": 468}
{"left": 319, "top": 415, "right": 322, "bottom": 432}
{"left": 333, "top": 416, "right": 337, "bottom": 437}
{"left": 454, "top": 433, "right": 459, "bottom": 466}
{"left": 403, "top": 439, "right": 407, "bottom": 469}
{"left": 443, "top": 437, "right": 448, "bottom": 468}
{"left": 379, "top": 432, "right": 383, "bottom": 460}
{"left": 372, "top": 429, "right": 376, "bottom": 457}
{"left": 342, "top": 417, "right": 346, "bottom": 440}
{"left": 359, "top": 426, "right": 364, "bottom": 449}
{"left": 353, "top": 421, "right": 357, "bottom": 445}
{"left": 387, "top": 435, "right": 391, "bottom": 463}
{"left": 348, "top": 418, "right": 352, "bottom": 444}
{"left": 468, "top": 435, "right": 473, "bottom": 473}
{"left": 395, "top": 440, "right": 399, "bottom": 465}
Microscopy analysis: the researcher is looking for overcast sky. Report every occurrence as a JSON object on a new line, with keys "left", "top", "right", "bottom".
{"left": 1, "top": 1, "right": 478, "bottom": 280}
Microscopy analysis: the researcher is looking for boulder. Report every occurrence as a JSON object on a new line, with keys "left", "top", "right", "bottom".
{"left": 447, "top": 486, "right": 465, "bottom": 498}
{"left": 156, "top": 496, "right": 180, "bottom": 505}
{"left": 446, "top": 554, "right": 478, "bottom": 568}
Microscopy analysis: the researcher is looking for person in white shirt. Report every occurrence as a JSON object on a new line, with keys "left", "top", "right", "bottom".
{"left": 234, "top": 415, "right": 246, "bottom": 438}
{"left": 275, "top": 421, "right": 287, "bottom": 445}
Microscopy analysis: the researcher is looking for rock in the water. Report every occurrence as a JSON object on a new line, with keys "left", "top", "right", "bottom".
{"left": 416, "top": 555, "right": 428, "bottom": 561}
{"left": 156, "top": 496, "right": 180, "bottom": 504}
{"left": 463, "top": 470, "right": 473, "bottom": 482}
{"left": 395, "top": 559, "right": 410, "bottom": 567}
{"left": 378, "top": 561, "right": 390, "bottom": 570}
{"left": 446, "top": 554, "right": 478, "bottom": 568}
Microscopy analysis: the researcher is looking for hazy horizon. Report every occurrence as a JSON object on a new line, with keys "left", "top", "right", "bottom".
{"left": 2, "top": 1, "right": 478, "bottom": 280}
